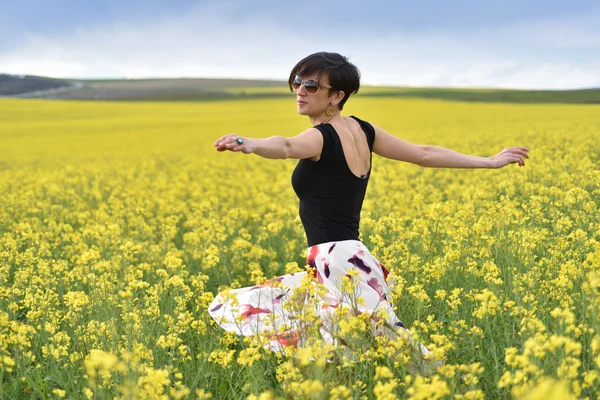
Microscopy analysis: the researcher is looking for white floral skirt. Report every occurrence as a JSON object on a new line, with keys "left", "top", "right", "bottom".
{"left": 208, "top": 239, "right": 435, "bottom": 370}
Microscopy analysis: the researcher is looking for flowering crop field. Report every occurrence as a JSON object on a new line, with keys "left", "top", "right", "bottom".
{"left": 0, "top": 97, "right": 599, "bottom": 399}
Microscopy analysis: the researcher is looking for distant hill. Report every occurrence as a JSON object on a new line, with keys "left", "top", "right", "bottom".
{"left": 1, "top": 74, "right": 600, "bottom": 104}
{"left": 0, "top": 74, "right": 80, "bottom": 96}
{"left": 0, "top": 75, "right": 284, "bottom": 100}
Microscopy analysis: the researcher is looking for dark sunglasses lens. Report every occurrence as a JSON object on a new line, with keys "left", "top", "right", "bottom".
{"left": 304, "top": 80, "right": 318, "bottom": 94}
{"left": 292, "top": 76, "right": 302, "bottom": 89}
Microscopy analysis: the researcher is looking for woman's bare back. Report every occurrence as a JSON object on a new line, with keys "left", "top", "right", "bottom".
{"left": 331, "top": 116, "right": 371, "bottom": 178}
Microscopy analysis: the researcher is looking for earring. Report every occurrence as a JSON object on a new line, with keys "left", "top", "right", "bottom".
{"left": 326, "top": 109, "right": 333, "bottom": 116}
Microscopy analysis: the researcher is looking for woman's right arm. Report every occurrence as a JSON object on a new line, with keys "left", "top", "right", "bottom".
{"left": 214, "top": 128, "right": 323, "bottom": 160}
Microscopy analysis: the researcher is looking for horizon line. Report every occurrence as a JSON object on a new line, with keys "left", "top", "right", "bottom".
{"left": 2, "top": 73, "right": 599, "bottom": 92}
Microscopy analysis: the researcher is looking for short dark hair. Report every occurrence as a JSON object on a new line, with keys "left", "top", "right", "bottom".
{"left": 288, "top": 52, "right": 360, "bottom": 111}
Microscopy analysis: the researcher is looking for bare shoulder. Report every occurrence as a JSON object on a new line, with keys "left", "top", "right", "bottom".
{"left": 286, "top": 127, "right": 324, "bottom": 160}
{"left": 370, "top": 123, "right": 426, "bottom": 164}
{"left": 291, "top": 126, "right": 322, "bottom": 140}
{"left": 370, "top": 123, "right": 396, "bottom": 146}
{"left": 369, "top": 122, "right": 388, "bottom": 136}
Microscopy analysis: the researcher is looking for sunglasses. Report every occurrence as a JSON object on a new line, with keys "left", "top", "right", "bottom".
{"left": 291, "top": 75, "right": 332, "bottom": 95}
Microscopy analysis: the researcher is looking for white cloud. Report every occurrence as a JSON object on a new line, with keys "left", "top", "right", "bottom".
{"left": 1, "top": 4, "right": 599, "bottom": 89}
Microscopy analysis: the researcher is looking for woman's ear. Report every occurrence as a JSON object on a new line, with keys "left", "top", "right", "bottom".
{"left": 331, "top": 90, "right": 345, "bottom": 106}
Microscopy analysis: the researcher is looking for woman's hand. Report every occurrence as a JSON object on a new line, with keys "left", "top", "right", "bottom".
{"left": 214, "top": 133, "right": 254, "bottom": 154}
{"left": 489, "top": 147, "right": 530, "bottom": 168}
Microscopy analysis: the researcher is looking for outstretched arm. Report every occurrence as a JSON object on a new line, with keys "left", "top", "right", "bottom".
{"left": 214, "top": 128, "right": 323, "bottom": 160}
{"left": 372, "top": 125, "right": 529, "bottom": 168}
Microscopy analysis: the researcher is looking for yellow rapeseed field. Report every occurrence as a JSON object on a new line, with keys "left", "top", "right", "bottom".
{"left": 0, "top": 96, "right": 599, "bottom": 399}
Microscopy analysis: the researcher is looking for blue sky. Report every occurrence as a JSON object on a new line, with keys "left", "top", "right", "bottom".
{"left": 1, "top": 0, "right": 599, "bottom": 89}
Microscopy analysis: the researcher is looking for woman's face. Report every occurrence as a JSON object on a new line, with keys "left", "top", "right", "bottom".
{"left": 294, "top": 73, "right": 336, "bottom": 117}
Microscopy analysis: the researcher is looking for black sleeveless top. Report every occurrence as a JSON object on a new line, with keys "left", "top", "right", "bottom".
{"left": 291, "top": 116, "right": 376, "bottom": 247}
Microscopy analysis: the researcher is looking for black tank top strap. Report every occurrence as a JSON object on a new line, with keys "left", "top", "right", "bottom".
{"left": 312, "top": 123, "right": 335, "bottom": 162}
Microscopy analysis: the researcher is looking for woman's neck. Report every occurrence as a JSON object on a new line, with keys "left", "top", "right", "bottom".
{"left": 310, "top": 110, "right": 341, "bottom": 126}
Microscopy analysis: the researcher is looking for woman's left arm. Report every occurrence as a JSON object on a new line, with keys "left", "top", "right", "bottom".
{"left": 421, "top": 145, "right": 530, "bottom": 168}
{"left": 372, "top": 124, "right": 529, "bottom": 168}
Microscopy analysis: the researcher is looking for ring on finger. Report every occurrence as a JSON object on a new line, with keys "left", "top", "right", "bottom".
{"left": 236, "top": 137, "right": 244, "bottom": 145}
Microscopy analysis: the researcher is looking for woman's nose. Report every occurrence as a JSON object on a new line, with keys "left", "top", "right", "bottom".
{"left": 296, "top": 83, "right": 307, "bottom": 95}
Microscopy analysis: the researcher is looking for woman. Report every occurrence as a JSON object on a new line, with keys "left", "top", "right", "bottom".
{"left": 208, "top": 52, "right": 529, "bottom": 370}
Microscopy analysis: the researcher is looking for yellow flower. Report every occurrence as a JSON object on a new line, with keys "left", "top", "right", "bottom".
{"left": 406, "top": 375, "right": 450, "bottom": 400}
{"left": 523, "top": 378, "right": 576, "bottom": 400}
{"left": 208, "top": 349, "right": 236, "bottom": 368}
{"left": 196, "top": 388, "right": 213, "bottom": 399}
{"left": 374, "top": 366, "right": 395, "bottom": 380}
{"left": 472, "top": 289, "right": 500, "bottom": 319}
{"left": 329, "top": 385, "right": 352, "bottom": 400}
{"left": 238, "top": 346, "right": 262, "bottom": 367}
{"left": 373, "top": 379, "right": 399, "bottom": 400}
{"left": 84, "top": 388, "right": 94, "bottom": 399}
{"left": 247, "top": 391, "right": 276, "bottom": 400}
